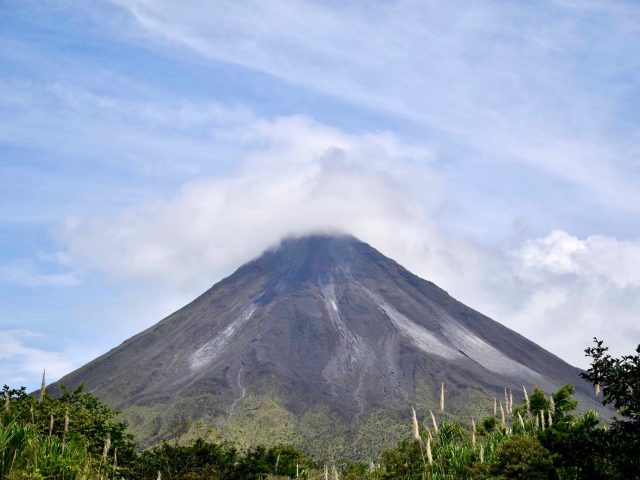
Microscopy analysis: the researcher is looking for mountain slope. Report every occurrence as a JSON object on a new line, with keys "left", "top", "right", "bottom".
{"left": 54, "top": 234, "right": 593, "bottom": 457}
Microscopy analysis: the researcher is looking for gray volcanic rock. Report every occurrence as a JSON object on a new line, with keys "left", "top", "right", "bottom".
{"left": 54, "top": 234, "right": 593, "bottom": 456}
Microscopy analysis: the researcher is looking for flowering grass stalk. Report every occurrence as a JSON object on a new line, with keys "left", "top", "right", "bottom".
{"left": 517, "top": 411, "right": 525, "bottom": 429}
{"left": 523, "top": 385, "right": 530, "bottom": 416}
{"left": 39, "top": 370, "right": 46, "bottom": 403}
{"left": 411, "top": 406, "right": 420, "bottom": 441}
{"left": 471, "top": 418, "right": 476, "bottom": 447}
{"left": 430, "top": 410, "right": 439, "bottom": 434}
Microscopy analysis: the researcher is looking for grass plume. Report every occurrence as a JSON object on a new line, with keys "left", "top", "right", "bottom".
{"left": 517, "top": 411, "right": 525, "bottom": 429}
{"left": 522, "top": 385, "right": 530, "bottom": 416}
{"left": 39, "top": 369, "right": 46, "bottom": 402}
{"left": 471, "top": 418, "right": 476, "bottom": 447}
{"left": 102, "top": 433, "right": 111, "bottom": 462}
{"left": 411, "top": 406, "right": 420, "bottom": 441}
{"left": 430, "top": 410, "right": 439, "bottom": 434}
{"left": 504, "top": 387, "right": 509, "bottom": 414}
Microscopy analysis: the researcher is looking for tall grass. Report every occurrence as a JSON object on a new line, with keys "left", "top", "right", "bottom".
{"left": 352, "top": 381, "right": 607, "bottom": 480}
{"left": 0, "top": 415, "right": 97, "bottom": 479}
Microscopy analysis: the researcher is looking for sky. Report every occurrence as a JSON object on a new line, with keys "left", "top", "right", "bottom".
{"left": 1, "top": 0, "right": 639, "bottom": 390}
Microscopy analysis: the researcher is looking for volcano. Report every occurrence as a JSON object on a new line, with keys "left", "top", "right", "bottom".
{"left": 54, "top": 234, "right": 593, "bottom": 457}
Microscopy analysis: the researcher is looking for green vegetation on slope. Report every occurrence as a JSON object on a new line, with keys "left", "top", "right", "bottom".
{"left": 1, "top": 338, "right": 638, "bottom": 479}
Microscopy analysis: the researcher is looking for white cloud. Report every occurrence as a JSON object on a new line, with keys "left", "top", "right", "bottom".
{"left": 498, "top": 230, "right": 640, "bottom": 364}
{"left": 61, "top": 114, "right": 446, "bottom": 293}
{"left": 0, "top": 331, "right": 97, "bottom": 387}
{"left": 57, "top": 109, "right": 640, "bottom": 368}
{"left": 519, "top": 230, "right": 640, "bottom": 288}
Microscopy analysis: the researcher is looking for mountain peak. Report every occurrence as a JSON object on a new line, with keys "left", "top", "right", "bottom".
{"left": 268, "top": 232, "right": 366, "bottom": 258}
{"left": 240, "top": 232, "right": 374, "bottom": 286}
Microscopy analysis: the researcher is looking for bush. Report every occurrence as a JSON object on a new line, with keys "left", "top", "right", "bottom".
{"left": 492, "top": 436, "right": 555, "bottom": 480}
{"left": 582, "top": 338, "right": 640, "bottom": 479}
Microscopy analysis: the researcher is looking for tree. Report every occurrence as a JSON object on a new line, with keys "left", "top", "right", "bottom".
{"left": 529, "top": 388, "right": 550, "bottom": 418}
{"left": 539, "top": 409, "right": 610, "bottom": 479}
{"left": 550, "top": 385, "right": 578, "bottom": 424}
{"left": 491, "top": 436, "right": 556, "bottom": 480}
{"left": 581, "top": 338, "right": 640, "bottom": 479}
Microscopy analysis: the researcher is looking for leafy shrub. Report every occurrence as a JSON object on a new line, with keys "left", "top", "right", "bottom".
{"left": 491, "top": 436, "right": 555, "bottom": 480}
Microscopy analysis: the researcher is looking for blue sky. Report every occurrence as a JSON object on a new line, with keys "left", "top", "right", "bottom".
{"left": 1, "top": 0, "right": 640, "bottom": 389}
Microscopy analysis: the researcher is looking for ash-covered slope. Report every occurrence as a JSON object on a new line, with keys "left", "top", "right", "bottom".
{"left": 55, "top": 234, "right": 592, "bottom": 455}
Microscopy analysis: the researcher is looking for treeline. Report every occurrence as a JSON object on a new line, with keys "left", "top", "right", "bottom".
{"left": 0, "top": 338, "right": 637, "bottom": 479}
{"left": 0, "top": 385, "right": 306, "bottom": 479}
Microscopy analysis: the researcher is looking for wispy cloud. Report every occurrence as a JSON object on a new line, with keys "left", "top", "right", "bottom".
{"left": 0, "top": 78, "right": 254, "bottom": 177}
{"left": 0, "top": 330, "right": 98, "bottom": 388}
{"left": 0, "top": 261, "right": 78, "bottom": 287}
{"left": 106, "top": 0, "right": 640, "bottom": 211}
